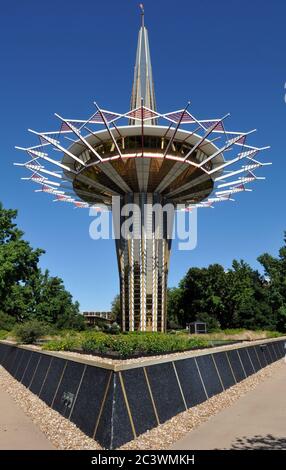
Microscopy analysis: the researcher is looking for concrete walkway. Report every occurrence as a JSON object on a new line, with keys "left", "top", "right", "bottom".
{"left": 172, "top": 364, "right": 286, "bottom": 450}
{"left": 0, "top": 388, "right": 54, "bottom": 450}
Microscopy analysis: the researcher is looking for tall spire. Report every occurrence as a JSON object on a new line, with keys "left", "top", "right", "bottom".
{"left": 129, "top": 5, "right": 157, "bottom": 124}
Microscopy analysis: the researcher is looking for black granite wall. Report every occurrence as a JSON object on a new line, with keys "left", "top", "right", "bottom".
{"left": 0, "top": 339, "right": 285, "bottom": 449}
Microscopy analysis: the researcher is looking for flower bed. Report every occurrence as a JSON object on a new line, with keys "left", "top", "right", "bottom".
{"left": 43, "top": 331, "right": 209, "bottom": 359}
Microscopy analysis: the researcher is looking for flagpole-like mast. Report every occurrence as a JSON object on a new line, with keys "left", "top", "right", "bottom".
{"left": 140, "top": 3, "right": 144, "bottom": 28}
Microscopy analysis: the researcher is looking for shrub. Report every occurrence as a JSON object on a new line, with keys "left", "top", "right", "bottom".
{"left": 43, "top": 337, "right": 81, "bottom": 351}
{"left": 0, "top": 312, "right": 16, "bottom": 331}
{"left": 102, "top": 322, "right": 121, "bottom": 335}
{"left": 222, "top": 328, "right": 245, "bottom": 335}
{"left": 13, "top": 320, "right": 48, "bottom": 344}
{"left": 196, "top": 312, "right": 220, "bottom": 331}
{"left": 81, "top": 332, "right": 208, "bottom": 358}
{"left": 92, "top": 325, "right": 102, "bottom": 332}
{"left": 0, "top": 330, "right": 9, "bottom": 340}
{"left": 55, "top": 312, "right": 86, "bottom": 331}
{"left": 167, "top": 319, "right": 181, "bottom": 330}
{"left": 265, "top": 330, "right": 283, "bottom": 339}
{"left": 81, "top": 333, "right": 113, "bottom": 354}
{"left": 43, "top": 330, "right": 83, "bottom": 351}
{"left": 43, "top": 330, "right": 209, "bottom": 358}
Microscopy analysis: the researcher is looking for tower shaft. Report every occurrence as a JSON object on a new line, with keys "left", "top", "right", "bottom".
{"left": 114, "top": 193, "right": 174, "bottom": 331}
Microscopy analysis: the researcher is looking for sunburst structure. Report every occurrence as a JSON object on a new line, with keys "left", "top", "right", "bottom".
{"left": 14, "top": 7, "right": 271, "bottom": 332}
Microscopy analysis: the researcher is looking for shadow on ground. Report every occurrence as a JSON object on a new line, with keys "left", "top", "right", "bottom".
{"left": 229, "top": 434, "right": 286, "bottom": 450}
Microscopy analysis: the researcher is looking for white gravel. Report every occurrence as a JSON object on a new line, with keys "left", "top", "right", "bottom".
{"left": 0, "top": 366, "right": 101, "bottom": 450}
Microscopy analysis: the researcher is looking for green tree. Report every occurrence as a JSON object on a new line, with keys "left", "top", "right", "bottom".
{"left": 258, "top": 232, "right": 286, "bottom": 331}
{"left": 225, "top": 260, "right": 272, "bottom": 330}
{"left": 0, "top": 202, "right": 83, "bottom": 329}
{"left": 178, "top": 264, "right": 227, "bottom": 327}
{"left": 0, "top": 203, "right": 43, "bottom": 321}
{"left": 171, "top": 259, "right": 276, "bottom": 331}
{"left": 34, "top": 270, "right": 84, "bottom": 329}
{"left": 167, "top": 287, "right": 183, "bottom": 327}
{"left": 111, "top": 294, "right": 121, "bottom": 323}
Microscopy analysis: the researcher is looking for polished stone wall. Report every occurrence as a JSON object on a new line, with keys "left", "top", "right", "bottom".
{"left": 0, "top": 339, "right": 285, "bottom": 449}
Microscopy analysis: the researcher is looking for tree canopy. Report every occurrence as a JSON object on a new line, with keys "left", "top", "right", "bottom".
{"left": 167, "top": 233, "right": 286, "bottom": 332}
{"left": 0, "top": 202, "right": 84, "bottom": 330}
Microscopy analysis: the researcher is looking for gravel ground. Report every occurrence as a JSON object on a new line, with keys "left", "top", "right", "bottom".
{"left": 0, "top": 366, "right": 101, "bottom": 450}
{"left": 119, "top": 359, "right": 284, "bottom": 450}
{"left": 0, "top": 359, "right": 283, "bottom": 450}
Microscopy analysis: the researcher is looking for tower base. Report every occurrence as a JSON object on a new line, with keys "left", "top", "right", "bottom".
{"left": 113, "top": 193, "right": 174, "bottom": 332}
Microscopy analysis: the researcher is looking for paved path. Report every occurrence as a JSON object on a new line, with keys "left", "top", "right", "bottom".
{"left": 0, "top": 388, "right": 54, "bottom": 450}
{"left": 172, "top": 364, "right": 286, "bottom": 450}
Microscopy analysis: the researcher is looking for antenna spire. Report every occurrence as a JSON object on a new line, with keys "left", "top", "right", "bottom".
{"left": 130, "top": 4, "right": 157, "bottom": 124}
{"left": 139, "top": 3, "right": 145, "bottom": 28}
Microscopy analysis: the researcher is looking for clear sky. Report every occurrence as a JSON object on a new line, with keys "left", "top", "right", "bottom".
{"left": 1, "top": 0, "right": 285, "bottom": 311}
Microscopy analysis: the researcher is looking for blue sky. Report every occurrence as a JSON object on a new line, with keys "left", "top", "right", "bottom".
{"left": 1, "top": 0, "right": 285, "bottom": 311}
